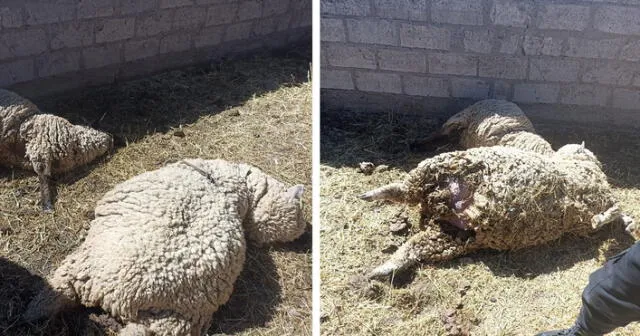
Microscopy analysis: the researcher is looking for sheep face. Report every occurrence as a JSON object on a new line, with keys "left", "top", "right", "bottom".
{"left": 20, "top": 115, "right": 113, "bottom": 173}
{"left": 66, "top": 124, "right": 113, "bottom": 169}
{"left": 440, "top": 110, "right": 471, "bottom": 136}
{"left": 555, "top": 143, "right": 601, "bottom": 167}
{"left": 22, "top": 288, "right": 56, "bottom": 322}
{"left": 626, "top": 219, "right": 640, "bottom": 240}
{"left": 22, "top": 283, "right": 75, "bottom": 322}
{"left": 248, "top": 179, "right": 306, "bottom": 244}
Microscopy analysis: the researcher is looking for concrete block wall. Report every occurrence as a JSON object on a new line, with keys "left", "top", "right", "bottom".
{"left": 321, "top": 0, "right": 640, "bottom": 117}
{"left": 1, "top": 0, "right": 310, "bottom": 96}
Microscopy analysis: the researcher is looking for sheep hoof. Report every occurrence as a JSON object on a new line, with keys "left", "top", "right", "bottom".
{"left": 367, "top": 271, "right": 390, "bottom": 281}
{"left": 367, "top": 264, "right": 396, "bottom": 281}
{"left": 591, "top": 205, "right": 621, "bottom": 229}
{"left": 359, "top": 192, "right": 375, "bottom": 201}
{"left": 623, "top": 215, "right": 639, "bottom": 240}
{"left": 118, "top": 322, "right": 152, "bottom": 336}
{"left": 42, "top": 203, "right": 54, "bottom": 213}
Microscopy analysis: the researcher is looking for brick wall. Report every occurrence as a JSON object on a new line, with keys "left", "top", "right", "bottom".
{"left": 1, "top": 0, "right": 310, "bottom": 96}
{"left": 321, "top": 0, "right": 640, "bottom": 124}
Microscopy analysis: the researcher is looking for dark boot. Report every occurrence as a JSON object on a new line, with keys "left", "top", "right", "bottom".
{"left": 535, "top": 326, "right": 594, "bottom": 336}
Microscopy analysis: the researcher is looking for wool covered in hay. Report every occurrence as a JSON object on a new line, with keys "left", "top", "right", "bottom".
{"left": 360, "top": 145, "right": 634, "bottom": 279}
{"left": 431, "top": 99, "right": 554, "bottom": 155}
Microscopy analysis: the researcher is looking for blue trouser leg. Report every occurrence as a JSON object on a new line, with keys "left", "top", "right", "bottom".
{"left": 574, "top": 242, "right": 640, "bottom": 335}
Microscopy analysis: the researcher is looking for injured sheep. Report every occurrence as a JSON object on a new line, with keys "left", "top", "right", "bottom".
{"left": 0, "top": 89, "right": 112, "bottom": 211}
{"left": 360, "top": 145, "right": 633, "bottom": 280}
{"left": 23, "top": 159, "right": 306, "bottom": 336}
{"left": 421, "top": 99, "right": 554, "bottom": 155}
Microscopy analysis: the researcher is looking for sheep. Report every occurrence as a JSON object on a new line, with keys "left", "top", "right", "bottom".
{"left": 22, "top": 158, "right": 307, "bottom": 336}
{"left": 0, "top": 89, "right": 113, "bottom": 211}
{"left": 360, "top": 144, "right": 634, "bottom": 280}
{"left": 420, "top": 99, "right": 554, "bottom": 155}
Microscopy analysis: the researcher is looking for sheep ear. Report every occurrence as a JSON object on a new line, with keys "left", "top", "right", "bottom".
{"left": 359, "top": 183, "right": 406, "bottom": 202}
{"left": 580, "top": 141, "right": 585, "bottom": 148}
{"left": 286, "top": 185, "right": 304, "bottom": 201}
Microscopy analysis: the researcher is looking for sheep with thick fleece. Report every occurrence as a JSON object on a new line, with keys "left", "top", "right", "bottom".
{"left": 360, "top": 145, "right": 633, "bottom": 279}
{"left": 0, "top": 89, "right": 112, "bottom": 211}
{"left": 23, "top": 159, "right": 306, "bottom": 336}
{"left": 426, "top": 99, "right": 554, "bottom": 155}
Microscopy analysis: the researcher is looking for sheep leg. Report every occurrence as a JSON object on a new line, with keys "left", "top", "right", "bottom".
{"left": 30, "top": 158, "right": 54, "bottom": 212}
{"left": 22, "top": 270, "right": 79, "bottom": 322}
{"left": 368, "top": 228, "right": 466, "bottom": 280}
{"left": 623, "top": 214, "right": 639, "bottom": 240}
{"left": 360, "top": 182, "right": 408, "bottom": 202}
{"left": 38, "top": 173, "right": 54, "bottom": 212}
{"left": 121, "top": 313, "right": 196, "bottom": 336}
{"left": 591, "top": 205, "right": 636, "bottom": 229}
{"left": 410, "top": 130, "right": 449, "bottom": 151}
{"left": 118, "top": 323, "right": 152, "bottom": 336}
{"left": 591, "top": 205, "right": 622, "bottom": 229}
{"left": 591, "top": 206, "right": 639, "bottom": 240}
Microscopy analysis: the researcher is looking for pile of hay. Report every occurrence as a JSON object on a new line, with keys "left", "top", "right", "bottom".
{"left": 0, "top": 48, "right": 311, "bottom": 336}
{"left": 320, "top": 111, "right": 640, "bottom": 335}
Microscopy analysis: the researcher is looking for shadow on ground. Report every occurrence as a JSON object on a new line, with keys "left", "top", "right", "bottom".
{"left": 0, "top": 257, "right": 107, "bottom": 336}
{"left": 321, "top": 110, "right": 640, "bottom": 188}
{"left": 210, "top": 246, "right": 282, "bottom": 334}
{"left": 456, "top": 226, "right": 634, "bottom": 278}
{"left": 536, "top": 124, "right": 640, "bottom": 189}
{"left": 35, "top": 46, "right": 310, "bottom": 148}
{"left": 375, "top": 223, "right": 635, "bottom": 289}
{"left": 1, "top": 46, "right": 310, "bottom": 186}
{"left": 320, "top": 111, "right": 443, "bottom": 172}
{"left": 3, "top": 230, "right": 312, "bottom": 336}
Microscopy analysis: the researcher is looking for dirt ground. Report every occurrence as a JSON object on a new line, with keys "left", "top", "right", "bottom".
{"left": 0, "top": 48, "right": 311, "bottom": 336}
{"left": 320, "top": 111, "right": 640, "bottom": 336}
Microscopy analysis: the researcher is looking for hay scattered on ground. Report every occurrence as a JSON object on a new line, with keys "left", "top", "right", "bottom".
{"left": 320, "top": 111, "right": 640, "bottom": 336}
{"left": 0, "top": 49, "right": 311, "bottom": 336}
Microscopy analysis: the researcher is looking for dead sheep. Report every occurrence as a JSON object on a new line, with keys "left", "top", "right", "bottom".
{"left": 23, "top": 159, "right": 307, "bottom": 336}
{"left": 426, "top": 99, "right": 554, "bottom": 155}
{"left": 0, "top": 89, "right": 113, "bottom": 211}
{"left": 360, "top": 145, "right": 633, "bottom": 279}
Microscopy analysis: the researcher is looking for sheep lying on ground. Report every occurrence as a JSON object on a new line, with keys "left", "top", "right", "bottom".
{"left": 0, "top": 89, "right": 112, "bottom": 211}
{"left": 23, "top": 159, "right": 306, "bottom": 336}
{"left": 421, "top": 99, "right": 554, "bottom": 155}
{"left": 360, "top": 145, "right": 634, "bottom": 279}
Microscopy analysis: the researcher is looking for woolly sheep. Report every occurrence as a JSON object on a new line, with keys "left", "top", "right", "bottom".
{"left": 23, "top": 159, "right": 306, "bottom": 336}
{"left": 360, "top": 145, "right": 633, "bottom": 279}
{"left": 0, "top": 89, "right": 113, "bottom": 211}
{"left": 426, "top": 99, "right": 554, "bottom": 155}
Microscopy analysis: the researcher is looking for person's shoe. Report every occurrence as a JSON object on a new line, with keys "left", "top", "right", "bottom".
{"left": 535, "top": 326, "right": 588, "bottom": 336}
{"left": 536, "top": 330, "right": 573, "bottom": 336}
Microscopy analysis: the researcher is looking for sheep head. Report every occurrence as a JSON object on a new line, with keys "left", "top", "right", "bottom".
{"left": 555, "top": 142, "right": 602, "bottom": 167}
{"left": 66, "top": 124, "right": 113, "bottom": 170}
{"left": 245, "top": 171, "right": 306, "bottom": 244}
{"left": 625, "top": 218, "right": 640, "bottom": 240}
{"left": 22, "top": 281, "right": 76, "bottom": 322}
{"left": 20, "top": 115, "right": 113, "bottom": 173}
{"left": 440, "top": 109, "right": 472, "bottom": 136}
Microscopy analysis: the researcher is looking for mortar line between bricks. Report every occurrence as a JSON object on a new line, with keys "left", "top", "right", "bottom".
{"left": 0, "top": 1, "right": 310, "bottom": 89}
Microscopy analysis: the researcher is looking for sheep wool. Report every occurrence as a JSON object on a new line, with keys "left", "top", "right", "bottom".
{"left": 23, "top": 159, "right": 306, "bottom": 336}
{"left": 0, "top": 89, "right": 112, "bottom": 210}
{"left": 360, "top": 145, "right": 632, "bottom": 279}
{"left": 439, "top": 99, "right": 554, "bottom": 155}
